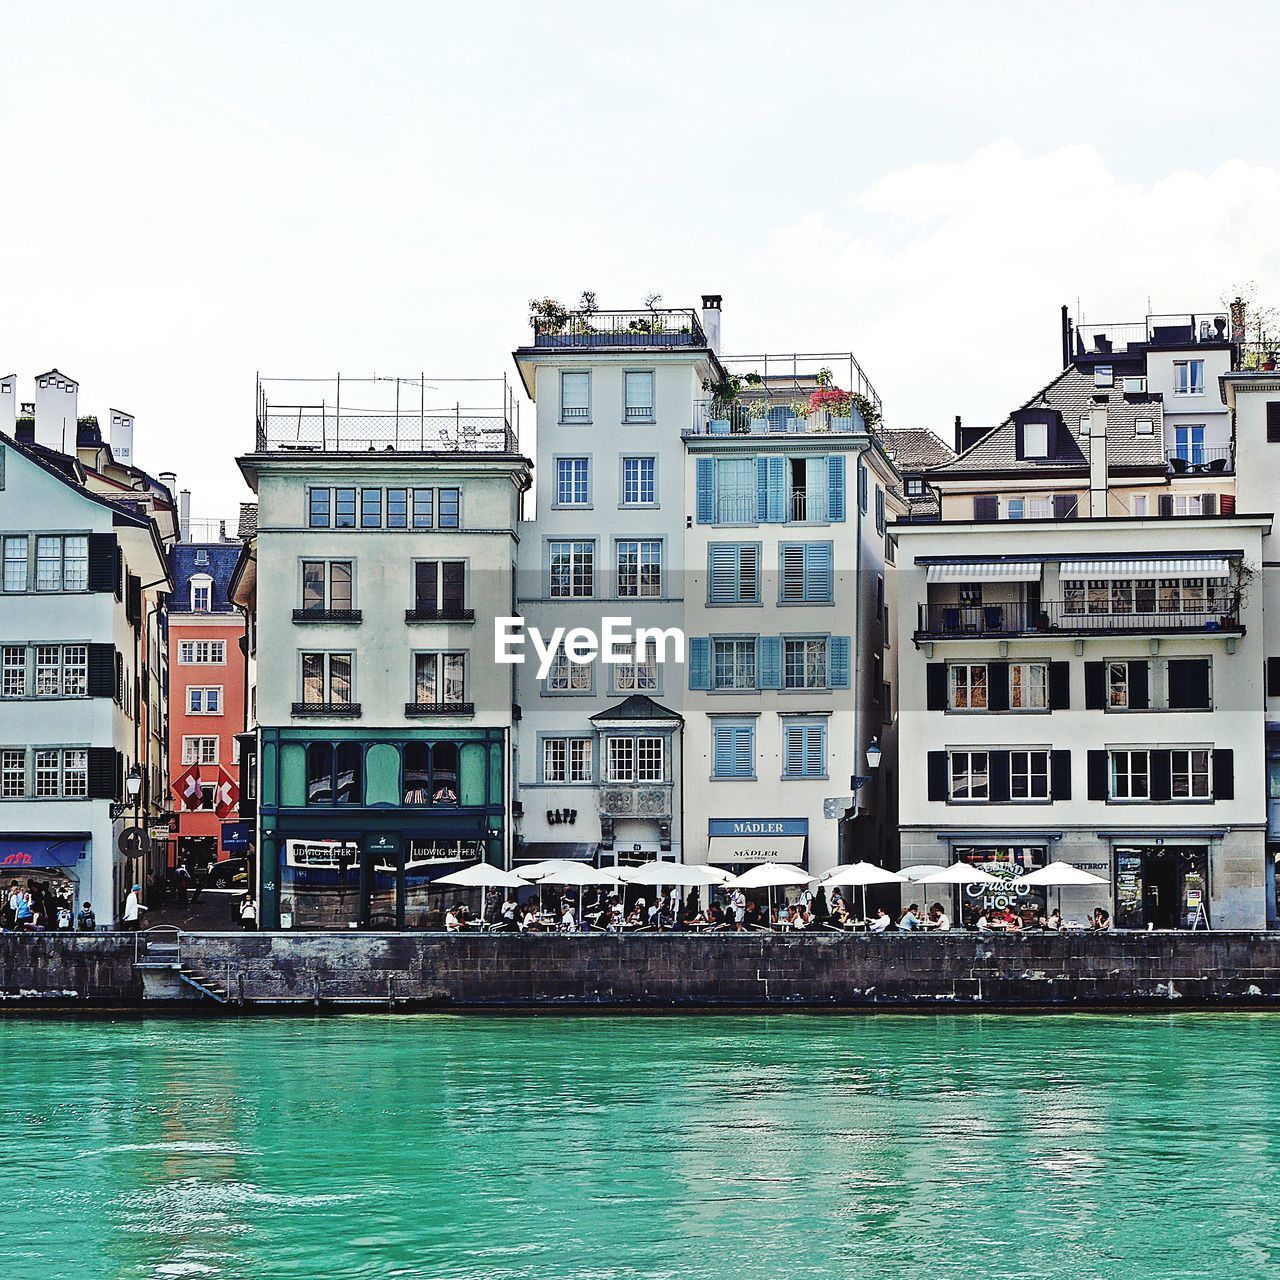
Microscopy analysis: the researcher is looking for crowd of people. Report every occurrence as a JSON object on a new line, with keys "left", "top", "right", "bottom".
{"left": 3, "top": 880, "right": 95, "bottom": 932}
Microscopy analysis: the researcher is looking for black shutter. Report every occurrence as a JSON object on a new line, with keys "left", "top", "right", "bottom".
{"left": 1084, "top": 662, "right": 1106, "bottom": 709}
{"left": 1167, "top": 658, "right": 1209, "bottom": 710}
{"left": 1150, "top": 749, "right": 1172, "bottom": 802}
{"left": 1213, "top": 748, "right": 1235, "bottom": 801}
{"left": 442, "top": 561, "right": 465, "bottom": 612}
{"left": 86, "top": 644, "right": 116, "bottom": 697}
{"left": 1053, "top": 493, "right": 1078, "bottom": 520}
{"left": 987, "top": 662, "right": 1009, "bottom": 711}
{"left": 415, "top": 561, "right": 439, "bottom": 612}
{"left": 988, "top": 751, "right": 1010, "bottom": 802}
{"left": 1159, "top": 494, "right": 1173, "bottom": 517}
{"left": 126, "top": 574, "right": 142, "bottom": 626}
{"left": 1267, "top": 402, "right": 1280, "bottom": 443}
{"left": 87, "top": 748, "right": 122, "bottom": 800}
{"left": 1268, "top": 658, "right": 1280, "bottom": 698}
{"left": 1051, "top": 750, "right": 1072, "bottom": 800}
{"left": 1087, "top": 750, "right": 1108, "bottom": 800}
{"left": 926, "top": 663, "right": 949, "bottom": 711}
{"left": 1127, "top": 660, "right": 1150, "bottom": 710}
{"left": 1013, "top": 424, "right": 1025, "bottom": 460}
{"left": 87, "top": 533, "right": 118, "bottom": 593}
{"left": 927, "top": 752, "right": 948, "bottom": 801}
{"left": 1201, "top": 493, "right": 1217, "bottom": 517}
{"left": 973, "top": 495, "right": 999, "bottom": 522}
{"left": 1048, "top": 662, "right": 1070, "bottom": 709}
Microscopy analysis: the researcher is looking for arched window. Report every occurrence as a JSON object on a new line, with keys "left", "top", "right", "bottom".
{"left": 401, "top": 742, "right": 460, "bottom": 806}
{"left": 431, "top": 742, "right": 459, "bottom": 806}
{"left": 335, "top": 742, "right": 363, "bottom": 805}
{"left": 305, "top": 743, "right": 334, "bottom": 805}
{"left": 403, "top": 743, "right": 430, "bottom": 805}
{"left": 190, "top": 573, "right": 213, "bottom": 612}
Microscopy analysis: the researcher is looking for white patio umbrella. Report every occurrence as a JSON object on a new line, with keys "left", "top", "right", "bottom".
{"left": 728, "top": 863, "right": 814, "bottom": 928}
{"left": 616, "top": 861, "right": 731, "bottom": 887}
{"left": 433, "top": 862, "right": 527, "bottom": 889}
{"left": 900, "top": 863, "right": 948, "bottom": 882}
{"left": 523, "top": 863, "right": 624, "bottom": 928}
{"left": 820, "top": 861, "right": 906, "bottom": 923}
{"left": 915, "top": 862, "right": 1003, "bottom": 886}
{"left": 1017, "top": 861, "right": 1109, "bottom": 922}
{"left": 515, "top": 858, "right": 589, "bottom": 882}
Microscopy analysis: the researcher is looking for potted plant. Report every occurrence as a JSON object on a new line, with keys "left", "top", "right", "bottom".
{"left": 850, "top": 391, "right": 881, "bottom": 431}
{"left": 809, "top": 387, "right": 854, "bottom": 431}
{"left": 746, "top": 398, "right": 772, "bottom": 434}
{"left": 787, "top": 398, "right": 811, "bottom": 433}
{"left": 528, "top": 296, "right": 570, "bottom": 337}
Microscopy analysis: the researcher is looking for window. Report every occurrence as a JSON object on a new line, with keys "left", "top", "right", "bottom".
{"left": 1, "top": 749, "right": 24, "bottom": 798}
{"left": 187, "top": 687, "right": 222, "bottom": 714}
{"left": 413, "top": 652, "right": 466, "bottom": 706}
{"left": 715, "top": 457, "right": 755, "bottom": 524}
{"left": 334, "top": 488, "right": 356, "bottom": 529}
{"left": 556, "top": 457, "right": 590, "bottom": 506}
{"left": 1132, "top": 494, "right": 1150, "bottom": 516}
{"left": 304, "top": 742, "right": 364, "bottom": 806}
{"left": 28, "top": 645, "right": 88, "bottom": 697}
{"left": 543, "top": 737, "right": 592, "bottom": 784}
{"left": 414, "top": 560, "right": 465, "bottom": 615}
{"left": 561, "top": 371, "right": 591, "bottom": 422}
{"left": 605, "top": 736, "right": 664, "bottom": 783}
{"left": 779, "top": 543, "right": 833, "bottom": 604}
{"left": 360, "top": 488, "right": 383, "bottom": 528}
{"left": 412, "top": 488, "right": 434, "bottom": 529}
{"left": 1108, "top": 662, "right": 1129, "bottom": 708}
{"left": 402, "top": 741, "right": 456, "bottom": 807}
{"left": 62, "top": 749, "right": 87, "bottom": 798}
{"left": 614, "top": 642, "right": 657, "bottom": 692}
{"left": 708, "top": 543, "right": 760, "bottom": 605}
{"left": 2, "top": 537, "right": 28, "bottom": 592}
{"left": 1008, "top": 497, "right": 1052, "bottom": 520}
{"left": 783, "top": 721, "right": 827, "bottom": 779}
{"left": 34, "top": 749, "right": 60, "bottom": 798}
{"left": 1094, "top": 364, "right": 1113, "bottom": 388}
{"left": 1171, "top": 749, "right": 1211, "bottom": 799}
{"left": 950, "top": 663, "right": 988, "bottom": 710}
{"left": 1136, "top": 418, "right": 1153, "bottom": 437}
{"left": 308, "top": 489, "right": 332, "bottom": 528}
{"left": 711, "top": 722, "right": 755, "bottom": 779}
{"left": 549, "top": 541, "right": 594, "bottom": 598}
{"left": 623, "top": 371, "right": 654, "bottom": 421}
{"left": 949, "top": 750, "right": 989, "bottom": 800}
{"left": 1010, "top": 750, "right": 1050, "bottom": 800}
{"left": 31, "top": 748, "right": 86, "bottom": 799}
{"left": 1172, "top": 495, "right": 1203, "bottom": 517}
{"left": 1110, "top": 750, "right": 1150, "bottom": 800}
{"left": 386, "top": 488, "right": 408, "bottom": 529}
{"left": 858, "top": 460, "right": 868, "bottom": 513}
{"left": 616, "top": 539, "right": 661, "bottom": 597}
{"left": 35, "top": 536, "right": 87, "bottom": 592}
{"left": 301, "top": 652, "right": 353, "bottom": 705}
{"left": 875, "top": 486, "right": 886, "bottom": 534}
{"left": 1023, "top": 422, "right": 1049, "bottom": 457}
{"left": 302, "top": 560, "right": 353, "bottom": 612}
{"left": 622, "top": 456, "right": 656, "bottom": 506}
{"left": 784, "top": 638, "right": 827, "bottom": 690}
{"left": 1173, "top": 425, "right": 1206, "bottom": 465}
{"left": 182, "top": 736, "right": 220, "bottom": 765}
{"left": 1, "top": 647, "right": 25, "bottom": 698}
{"left": 545, "top": 650, "right": 592, "bottom": 693}
{"left": 1079, "top": 414, "right": 1092, "bottom": 438}
{"left": 1009, "top": 662, "right": 1047, "bottom": 710}
{"left": 179, "top": 640, "right": 226, "bottom": 665}
{"left": 905, "top": 477, "right": 925, "bottom": 497}
{"left": 1174, "top": 360, "right": 1205, "bottom": 396}
{"left": 713, "top": 638, "right": 756, "bottom": 690}
{"left": 438, "top": 488, "right": 460, "bottom": 529}
{"left": 190, "top": 575, "right": 212, "bottom": 611}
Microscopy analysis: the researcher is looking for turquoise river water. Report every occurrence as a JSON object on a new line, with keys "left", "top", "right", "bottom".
{"left": 1, "top": 1013, "right": 1279, "bottom": 1279}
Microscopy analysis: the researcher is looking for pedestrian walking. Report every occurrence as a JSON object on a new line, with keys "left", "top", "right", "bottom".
{"left": 238, "top": 894, "right": 258, "bottom": 931}
{"left": 174, "top": 861, "right": 191, "bottom": 908}
{"left": 123, "top": 884, "right": 147, "bottom": 931}
{"left": 76, "top": 901, "right": 97, "bottom": 931}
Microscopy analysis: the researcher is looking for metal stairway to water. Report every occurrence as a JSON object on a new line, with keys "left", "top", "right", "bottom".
{"left": 133, "top": 927, "right": 231, "bottom": 1005}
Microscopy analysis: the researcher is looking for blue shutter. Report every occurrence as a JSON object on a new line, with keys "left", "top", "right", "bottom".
{"left": 713, "top": 725, "right": 734, "bottom": 777}
{"left": 828, "top": 636, "right": 850, "bottom": 688}
{"left": 784, "top": 725, "right": 805, "bottom": 777}
{"left": 714, "top": 725, "right": 754, "bottom": 778}
{"left": 696, "top": 458, "right": 715, "bottom": 524}
{"left": 758, "top": 636, "right": 782, "bottom": 689}
{"left": 804, "top": 544, "right": 833, "bottom": 602}
{"left": 738, "top": 544, "right": 759, "bottom": 603}
{"left": 708, "top": 545, "right": 736, "bottom": 604}
{"left": 766, "top": 456, "right": 786, "bottom": 522}
{"left": 827, "top": 455, "right": 846, "bottom": 522}
{"left": 756, "top": 457, "right": 770, "bottom": 522}
{"left": 805, "top": 725, "right": 826, "bottom": 777}
{"left": 688, "top": 637, "right": 711, "bottom": 690}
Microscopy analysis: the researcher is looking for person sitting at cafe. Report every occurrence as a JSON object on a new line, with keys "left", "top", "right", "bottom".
{"left": 830, "top": 898, "right": 851, "bottom": 928}
{"left": 975, "top": 911, "right": 994, "bottom": 932}
{"left": 897, "top": 903, "right": 923, "bottom": 931}
{"left": 1005, "top": 910, "right": 1024, "bottom": 933}
{"left": 519, "top": 904, "right": 539, "bottom": 932}
{"left": 560, "top": 904, "right": 577, "bottom": 933}
{"left": 444, "top": 904, "right": 462, "bottom": 932}
{"left": 626, "top": 897, "right": 647, "bottom": 927}
{"left": 1089, "top": 907, "right": 1112, "bottom": 931}
{"left": 1040, "top": 907, "right": 1064, "bottom": 931}
{"left": 925, "top": 902, "right": 951, "bottom": 931}
{"left": 867, "top": 907, "right": 892, "bottom": 933}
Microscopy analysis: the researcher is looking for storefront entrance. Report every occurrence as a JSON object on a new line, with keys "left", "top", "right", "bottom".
{"left": 1114, "top": 846, "right": 1208, "bottom": 929}
{"left": 952, "top": 846, "right": 1047, "bottom": 927}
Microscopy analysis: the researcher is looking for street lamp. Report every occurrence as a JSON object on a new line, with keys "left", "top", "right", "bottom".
{"left": 865, "top": 738, "right": 882, "bottom": 773}
{"left": 125, "top": 765, "right": 142, "bottom": 805}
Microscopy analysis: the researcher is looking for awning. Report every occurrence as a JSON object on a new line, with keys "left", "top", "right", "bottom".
{"left": 0, "top": 837, "right": 88, "bottom": 872}
{"left": 707, "top": 835, "right": 806, "bottom": 866}
{"left": 1059, "top": 558, "right": 1231, "bottom": 579}
{"left": 926, "top": 562, "right": 1041, "bottom": 583}
{"left": 515, "top": 842, "right": 598, "bottom": 864}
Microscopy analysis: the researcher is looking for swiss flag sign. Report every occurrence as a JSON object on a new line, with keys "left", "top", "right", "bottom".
{"left": 212, "top": 768, "right": 240, "bottom": 819}
{"left": 173, "top": 764, "right": 204, "bottom": 811}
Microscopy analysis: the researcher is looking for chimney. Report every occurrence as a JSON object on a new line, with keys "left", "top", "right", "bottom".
{"left": 954, "top": 414, "right": 963, "bottom": 453}
{"left": 179, "top": 488, "right": 191, "bottom": 541}
{"left": 1088, "top": 402, "right": 1109, "bottom": 518}
{"left": 109, "top": 409, "right": 135, "bottom": 467}
{"left": 0, "top": 375, "right": 15, "bottom": 438}
{"left": 34, "top": 369, "right": 78, "bottom": 454}
{"left": 701, "top": 294, "right": 722, "bottom": 356}
{"left": 1061, "top": 304, "right": 1073, "bottom": 369}
{"left": 1230, "top": 296, "right": 1247, "bottom": 344}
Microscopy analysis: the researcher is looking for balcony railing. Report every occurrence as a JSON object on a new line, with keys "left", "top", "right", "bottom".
{"left": 684, "top": 400, "right": 867, "bottom": 437}
{"left": 405, "top": 607, "right": 475, "bottom": 623}
{"left": 291, "top": 701, "right": 362, "bottom": 716}
{"left": 917, "top": 600, "right": 1242, "bottom": 639}
{"left": 292, "top": 608, "right": 363, "bottom": 623}
{"left": 1166, "top": 446, "right": 1233, "bottom": 475}
{"left": 405, "top": 701, "right": 475, "bottom": 717}
{"left": 531, "top": 308, "right": 705, "bottom": 350}
{"left": 711, "top": 492, "right": 830, "bottom": 524}
{"left": 1074, "top": 313, "right": 1230, "bottom": 357}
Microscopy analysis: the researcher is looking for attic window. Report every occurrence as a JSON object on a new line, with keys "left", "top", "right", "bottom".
{"left": 194, "top": 549, "right": 209, "bottom": 565}
{"left": 905, "top": 478, "right": 925, "bottom": 496}
{"left": 1094, "top": 365, "right": 1113, "bottom": 388}
{"left": 190, "top": 573, "right": 213, "bottom": 612}
{"left": 1023, "top": 422, "right": 1050, "bottom": 457}
{"left": 1135, "top": 418, "right": 1153, "bottom": 436}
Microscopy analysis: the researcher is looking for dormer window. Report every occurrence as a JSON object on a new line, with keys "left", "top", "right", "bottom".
{"left": 190, "top": 573, "right": 213, "bottom": 612}
{"left": 1094, "top": 365, "right": 1113, "bottom": 388}
{"left": 905, "top": 477, "right": 925, "bottom": 496}
{"left": 1023, "top": 421, "right": 1050, "bottom": 457}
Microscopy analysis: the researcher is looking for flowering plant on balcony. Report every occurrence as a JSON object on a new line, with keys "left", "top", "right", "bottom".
{"left": 809, "top": 387, "right": 853, "bottom": 417}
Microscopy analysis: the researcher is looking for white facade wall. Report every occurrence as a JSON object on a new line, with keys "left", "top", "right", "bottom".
{"left": 1146, "top": 346, "right": 1233, "bottom": 461}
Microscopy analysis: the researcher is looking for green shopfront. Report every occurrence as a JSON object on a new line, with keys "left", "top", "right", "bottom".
{"left": 257, "top": 726, "right": 507, "bottom": 929}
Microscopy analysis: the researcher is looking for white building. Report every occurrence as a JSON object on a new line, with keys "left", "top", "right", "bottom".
{"left": 893, "top": 310, "right": 1270, "bottom": 929}
{"left": 0, "top": 375, "right": 173, "bottom": 922}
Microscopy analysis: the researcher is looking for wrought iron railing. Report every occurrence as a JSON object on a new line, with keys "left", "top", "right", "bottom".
{"left": 917, "top": 599, "right": 1242, "bottom": 638}
{"left": 405, "top": 607, "right": 475, "bottom": 623}
{"left": 292, "top": 609, "right": 363, "bottom": 623}
{"left": 1166, "top": 446, "right": 1233, "bottom": 474}
{"left": 291, "top": 701, "right": 362, "bottom": 716}
{"left": 405, "top": 701, "right": 475, "bottom": 716}
{"left": 710, "top": 492, "right": 831, "bottom": 524}
{"left": 532, "top": 308, "right": 705, "bottom": 349}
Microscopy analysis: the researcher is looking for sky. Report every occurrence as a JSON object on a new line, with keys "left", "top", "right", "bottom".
{"left": 3, "top": 0, "right": 1279, "bottom": 517}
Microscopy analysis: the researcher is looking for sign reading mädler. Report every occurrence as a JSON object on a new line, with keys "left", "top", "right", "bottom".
{"left": 706, "top": 818, "right": 808, "bottom": 865}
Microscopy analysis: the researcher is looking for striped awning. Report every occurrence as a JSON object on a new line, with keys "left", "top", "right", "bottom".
{"left": 925, "top": 562, "right": 1041, "bottom": 583}
{"left": 1058, "top": 558, "right": 1231, "bottom": 579}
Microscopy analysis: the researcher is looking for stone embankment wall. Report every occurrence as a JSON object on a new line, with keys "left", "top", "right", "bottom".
{"left": 3, "top": 931, "right": 1280, "bottom": 1009}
